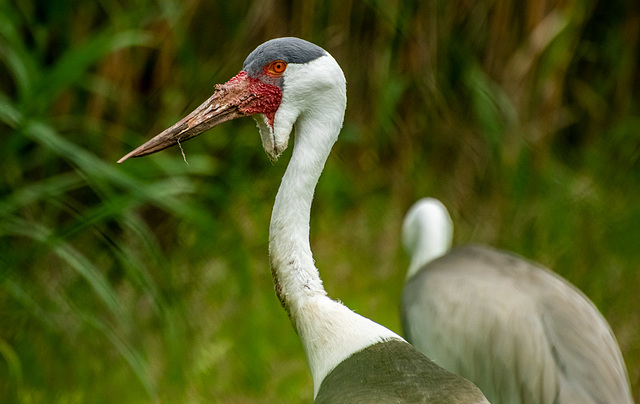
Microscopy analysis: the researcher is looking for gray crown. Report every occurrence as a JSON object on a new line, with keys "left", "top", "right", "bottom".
{"left": 243, "top": 37, "right": 327, "bottom": 77}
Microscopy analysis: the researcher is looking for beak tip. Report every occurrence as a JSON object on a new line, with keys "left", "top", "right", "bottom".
{"left": 117, "top": 152, "right": 135, "bottom": 164}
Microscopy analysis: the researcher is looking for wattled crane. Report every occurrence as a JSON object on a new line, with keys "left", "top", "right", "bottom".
{"left": 402, "top": 197, "right": 633, "bottom": 404}
{"left": 119, "top": 38, "right": 489, "bottom": 403}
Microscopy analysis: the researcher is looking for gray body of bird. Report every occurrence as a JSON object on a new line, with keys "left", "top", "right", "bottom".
{"left": 402, "top": 198, "right": 633, "bottom": 404}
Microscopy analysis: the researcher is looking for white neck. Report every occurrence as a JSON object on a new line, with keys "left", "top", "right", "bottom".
{"left": 269, "top": 92, "right": 401, "bottom": 397}
{"left": 403, "top": 198, "right": 454, "bottom": 279}
{"left": 268, "top": 112, "right": 334, "bottom": 312}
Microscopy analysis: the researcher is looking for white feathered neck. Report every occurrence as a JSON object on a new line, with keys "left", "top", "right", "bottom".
{"left": 265, "top": 55, "right": 402, "bottom": 397}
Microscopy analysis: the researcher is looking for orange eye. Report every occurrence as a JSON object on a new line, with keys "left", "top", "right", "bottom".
{"left": 267, "top": 60, "right": 287, "bottom": 76}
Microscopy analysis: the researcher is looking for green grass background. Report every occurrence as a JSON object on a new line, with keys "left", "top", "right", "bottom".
{"left": 1, "top": 0, "right": 639, "bottom": 402}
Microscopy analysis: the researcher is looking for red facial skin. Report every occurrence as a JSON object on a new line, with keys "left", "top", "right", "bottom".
{"left": 228, "top": 71, "right": 282, "bottom": 127}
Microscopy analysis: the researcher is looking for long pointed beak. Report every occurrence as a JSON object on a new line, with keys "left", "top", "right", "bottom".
{"left": 118, "top": 72, "right": 268, "bottom": 163}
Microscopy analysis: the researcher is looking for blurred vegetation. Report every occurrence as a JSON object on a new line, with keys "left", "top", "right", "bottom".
{"left": 1, "top": 0, "right": 638, "bottom": 402}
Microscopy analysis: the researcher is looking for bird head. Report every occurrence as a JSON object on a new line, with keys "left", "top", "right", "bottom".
{"left": 402, "top": 198, "right": 454, "bottom": 278}
{"left": 118, "top": 37, "right": 346, "bottom": 163}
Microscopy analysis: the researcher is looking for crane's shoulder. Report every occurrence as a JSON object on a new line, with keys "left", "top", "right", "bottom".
{"left": 314, "top": 339, "right": 488, "bottom": 404}
{"left": 406, "top": 244, "right": 594, "bottom": 305}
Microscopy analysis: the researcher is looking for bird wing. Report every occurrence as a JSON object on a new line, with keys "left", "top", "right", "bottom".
{"left": 402, "top": 245, "right": 632, "bottom": 404}
{"left": 315, "top": 339, "right": 489, "bottom": 403}
{"left": 538, "top": 271, "right": 633, "bottom": 404}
